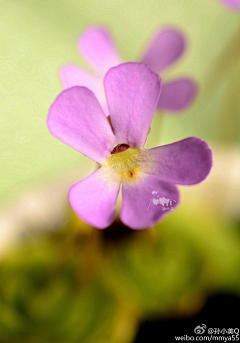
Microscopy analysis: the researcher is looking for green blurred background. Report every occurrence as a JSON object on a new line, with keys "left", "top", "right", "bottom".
{"left": 1, "top": 0, "right": 240, "bottom": 207}
{"left": 0, "top": 1, "right": 240, "bottom": 342}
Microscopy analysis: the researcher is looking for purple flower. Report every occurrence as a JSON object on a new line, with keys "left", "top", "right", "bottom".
{"left": 60, "top": 26, "right": 198, "bottom": 116}
{"left": 48, "top": 63, "right": 212, "bottom": 230}
{"left": 217, "top": 0, "right": 240, "bottom": 11}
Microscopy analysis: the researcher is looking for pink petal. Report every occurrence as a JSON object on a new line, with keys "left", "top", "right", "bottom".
{"left": 104, "top": 63, "right": 161, "bottom": 148}
{"left": 69, "top": 168, "right": 120, "bottom": 229}
{"left": 47, "top": 87, "right": 116, "bottom": 164}
{"left": 140, "top": 27, "right": 186, "bottom": 73}
{"left": 121, "top": 174, "right": 179, "bottom": 230}
{"left": 145, "top": 137, "right": 212, "bottom": 185}
{"left": 217, "top": 0, "right": 240, "bottom": 10}
{"left": 59, "top": 64, "right": 109, "bottom": 116}
{"left": 59, "top": 64, "right": 101, "bottom": 91}
{"left": 78, "top": 26, "right": 122, "bottom": 75}
{"left": 157, "top": 78, "right": 198, "bottom": 112}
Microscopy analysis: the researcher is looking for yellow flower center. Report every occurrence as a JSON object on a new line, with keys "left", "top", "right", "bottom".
{"left": 104, "top": 147, "right": 144, "bottom": 182}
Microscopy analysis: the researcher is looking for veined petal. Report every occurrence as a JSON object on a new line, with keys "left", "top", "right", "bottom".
{"left": 47, "top": 87, "right": 116, "bottom": 164}
{"left": 69, "top": 168, "right": 120, "bottom": 229}
{"left": 145, "top": 137, "right": 212, "bottom": 185}
{"left": 121, "top": 174, "right": 179, "bottom": 230}
{"left": 59, "top": 64, "right": 109, "bottom": 116}
{"left": 140, "top": 27, "right": 186, "bottom": 73}
{"left": 78, "top": 26, "right": 122, "bottom": 74}
{"left": 217, "top": 0, "right": 240, "bottom": 11}
{"left": 158, "top": 78, "right": 198, "bottom": 112}
{"left": 104, "top": 62, "right": 161, "bottom": 148}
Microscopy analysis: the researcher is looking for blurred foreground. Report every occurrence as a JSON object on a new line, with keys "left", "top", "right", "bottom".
{"left": 0, "top": 145, "right": 239, "bottom": 343}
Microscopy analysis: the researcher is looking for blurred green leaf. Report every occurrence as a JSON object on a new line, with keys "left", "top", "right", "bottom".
{"left": 0, "top": 201, "right": 240, "bottom": 341}
{"left": 0, "top": 231, "right": 137, "bottom": 343}
{"left": 101, "top": 205, "right": 240, "bottom": 316}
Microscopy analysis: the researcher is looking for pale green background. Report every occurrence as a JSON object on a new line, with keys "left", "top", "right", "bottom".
{"left": 0, "top": 0, "right": 239, "bottom": 207}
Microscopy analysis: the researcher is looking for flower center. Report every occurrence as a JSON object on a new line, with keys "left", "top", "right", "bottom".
{"left": 104, "top": 145, "right": 144, "bottom": 182}
{"left": 111, "top": 143, "right": 130, "bottom": 154}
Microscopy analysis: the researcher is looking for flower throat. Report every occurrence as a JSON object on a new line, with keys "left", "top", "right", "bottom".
{"left": 104, "top": 144, "right": 143, "bottom": 182}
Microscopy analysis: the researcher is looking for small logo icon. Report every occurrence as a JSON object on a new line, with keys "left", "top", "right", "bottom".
{"left": 194, "top": 324, "right": 207, "bottom": 334}
{"left": 147, "top": 190, "right": 176, "bottom": 212}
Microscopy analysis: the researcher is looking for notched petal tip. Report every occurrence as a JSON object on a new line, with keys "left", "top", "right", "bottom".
{"left": 146, "top": 137, "right": 213, "bottom": 186}
{"left": 174, "top": 137, "right": 213, "bottom": 184}
{"left": 104, "top": 62, "right": 162, "bottom": 148}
